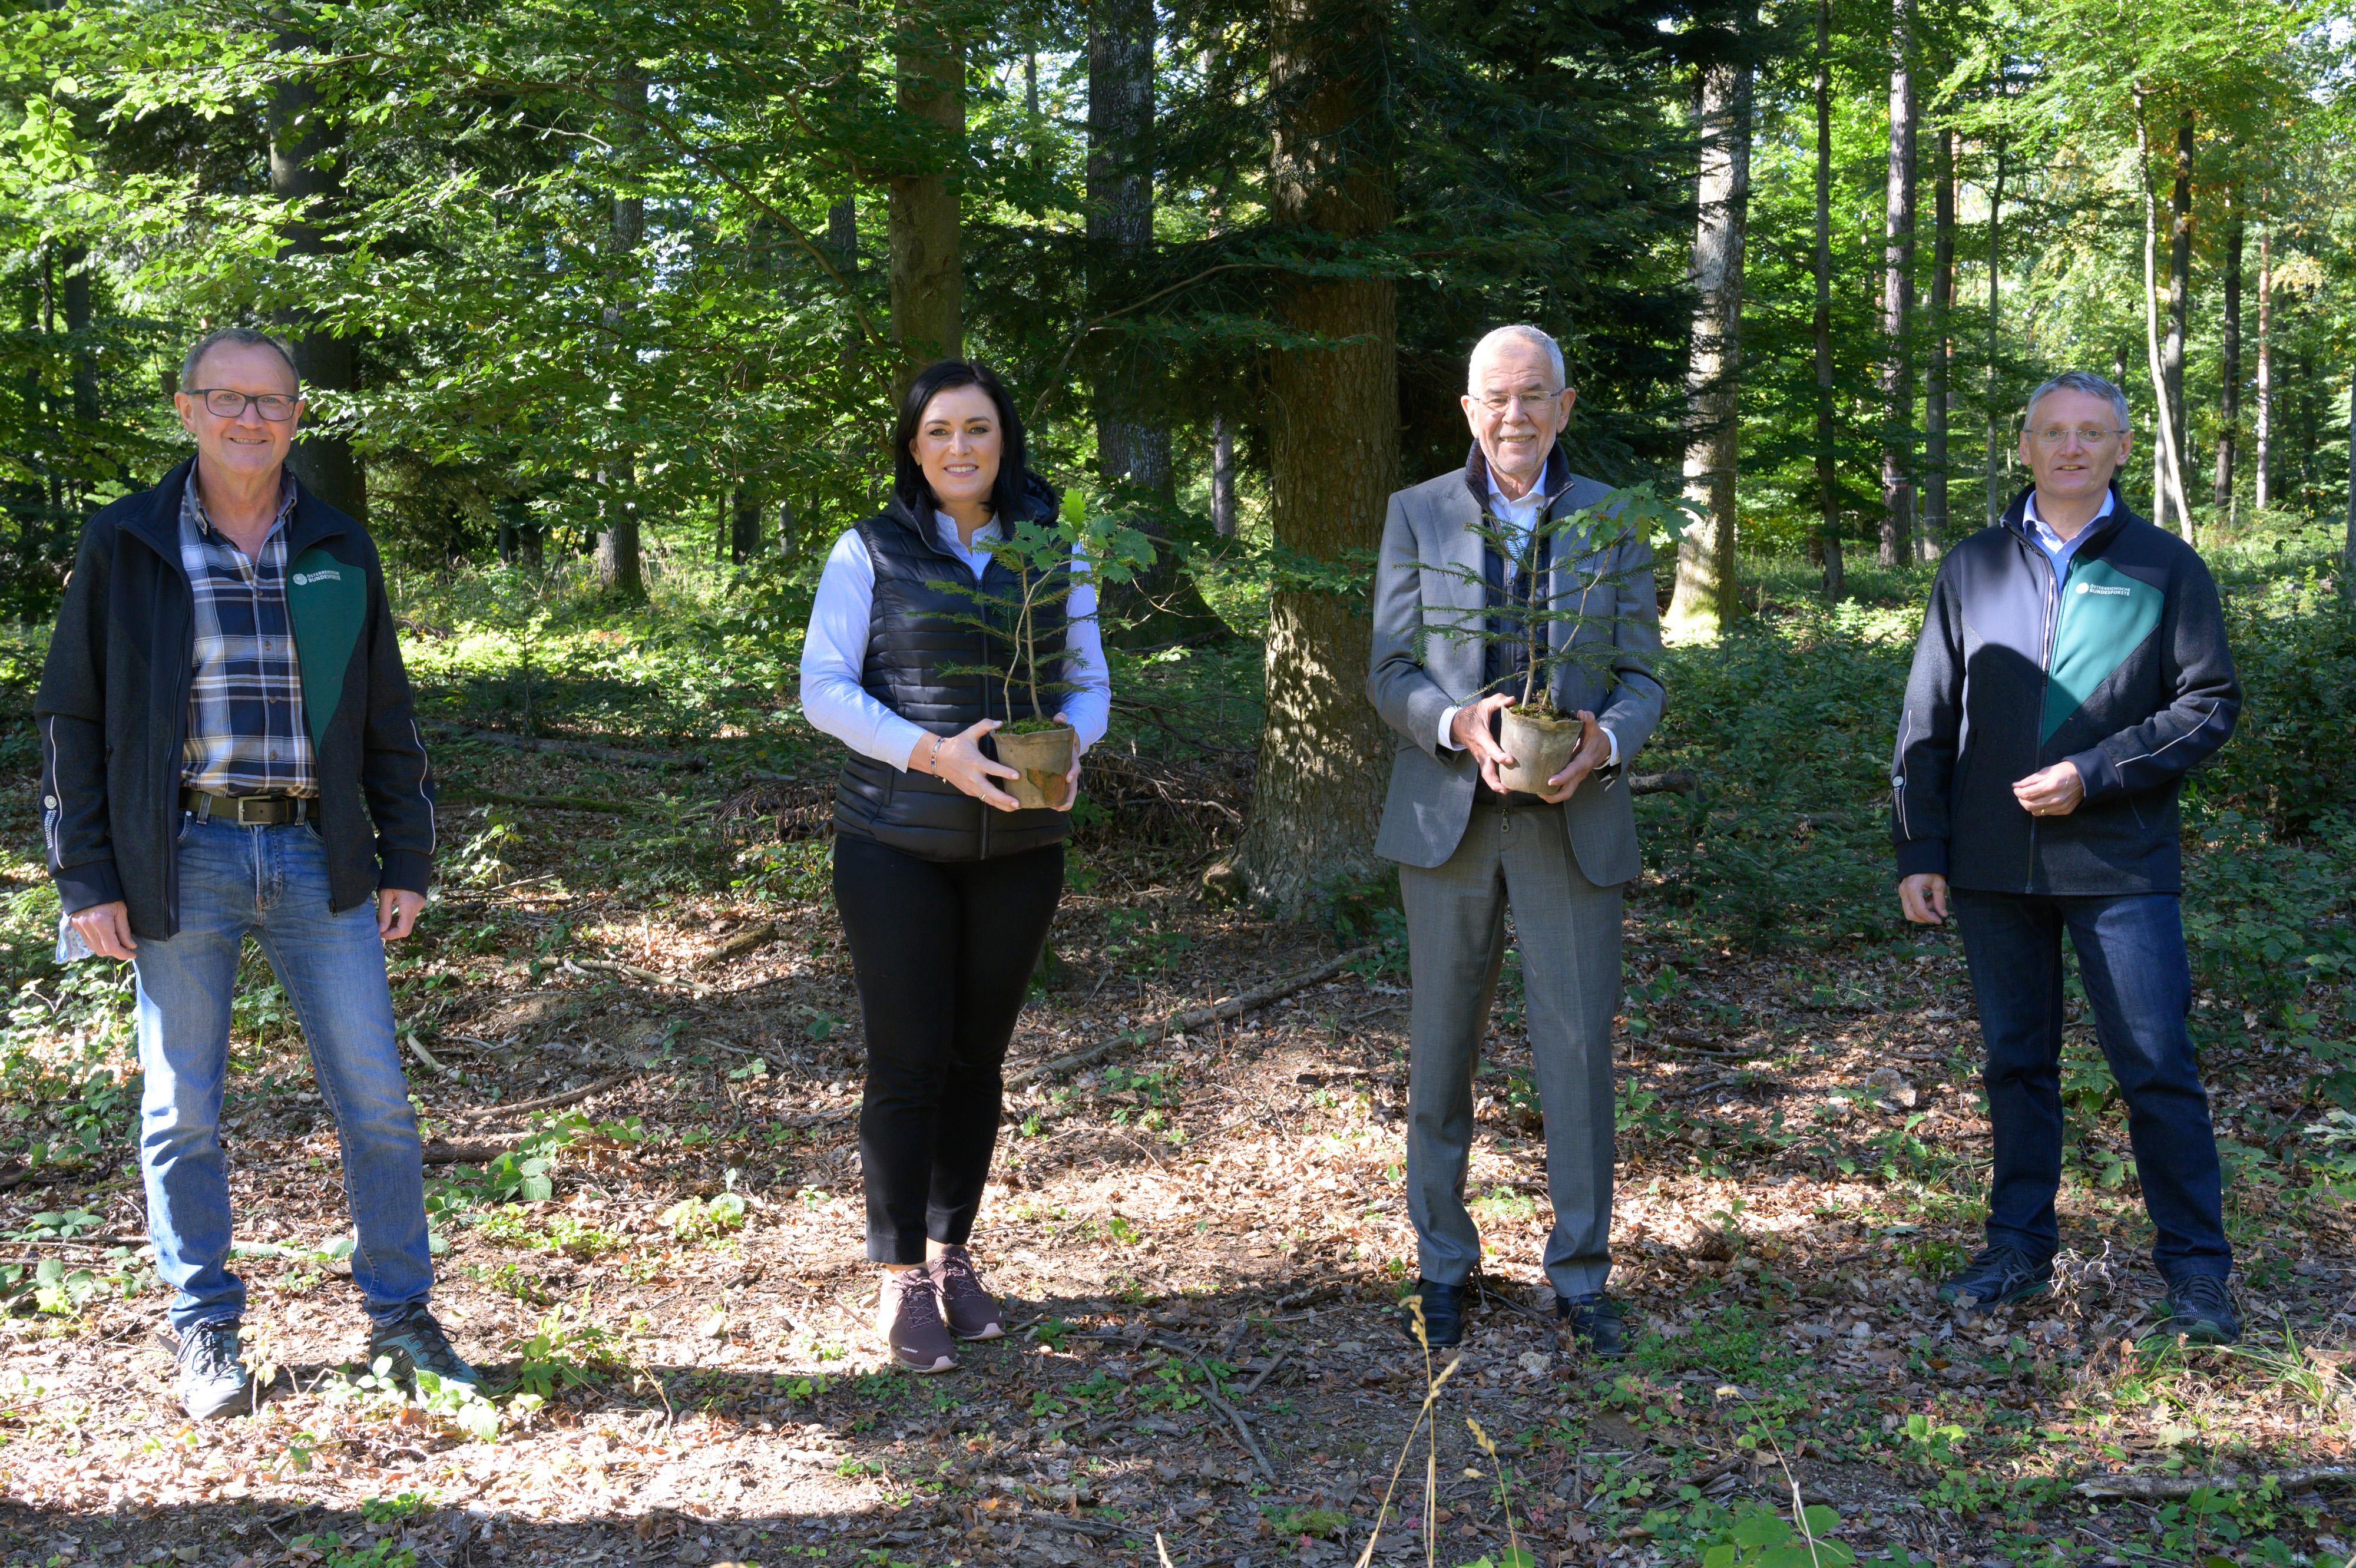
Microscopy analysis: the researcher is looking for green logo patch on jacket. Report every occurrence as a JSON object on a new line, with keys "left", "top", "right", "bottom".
{"left": 284, "top": 545, "right": 366, "bottom": 751}
{"left": 2040, "top": 555, "right": 2164, "bottom": 742}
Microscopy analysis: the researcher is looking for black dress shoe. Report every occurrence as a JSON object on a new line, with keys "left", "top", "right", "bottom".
{"left": 1557, "top": 1292, "right": 1628, "bottom": 1359}
{"left": 1400, "top": 1279, "right": 1467, "bottom": 1349}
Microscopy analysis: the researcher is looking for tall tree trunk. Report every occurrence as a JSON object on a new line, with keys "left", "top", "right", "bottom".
{"left": 2163, "top": 111, "right": 2194, "bottom": 540}
{"left": 60, "top": 243, "right": 95, "bottom": 517}
{"left": 1878, "top": 0, "right": 1917, "bottom": 567}
{"left": 1667, "top": 38, "right": 1753, "bottom": 638}
{"left": 828, "top": 197, "right": 858, "bottom": 272}
{"left": 2345, "top": 371, "right": 2355, "bottom": 596}
{"left": 266, "top": 30, "right": 366, "bottom": 522}
{"left": 2133, "top": 91, "right": 2190, "bottom": 535}
{"left": 2212, "top": 193, "right": 2242, "bottom": 520}
{"left": 888, "top": 8, "right": 964, "bottom": 389}
{"left": 597, "top": 65, "right": 646, "bottom": 601}
{"left": 1225, "top": 0, "right": 1397, "bottom": 914}
{"left": 1984, "top": 116, "right": 2007, "bottom": 527}
{"left": 1212, "top": 413, "right": 1237, "bottom": 537}
{"left": 730, "top": 486, "right": 763, "bottom": 564}
{"left": 1089, "top": 0, "right": 1164, "bottom": 495}
{"left": 1924, "top": 120, "right": 1954, "bottom": 554}
{"left": 1812, "top": 0, "right": 1842, "bottom": 600}
{"left": 2255, "top": 229, "right": 2271, "bottom": 511}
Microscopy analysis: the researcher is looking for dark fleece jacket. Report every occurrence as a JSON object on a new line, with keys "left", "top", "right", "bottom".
{"left": 1890, "top": 487, "right": 2239, "bottom": 896}
{"left": 36, "top": 459, "right": 436, "bottom": 938}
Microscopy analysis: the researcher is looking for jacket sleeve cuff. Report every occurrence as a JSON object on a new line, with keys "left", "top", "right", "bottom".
{"left": 2067, "top": 747, "right": 2121, "bottom": 803}
{"left": 54, "top": 859, "right": 124, "bottom": 917}
{"left": 1893, "top": 838, "right": 1949, "bottom": 881}
{"left": 378, "top": 849, "right": 433, "bottom": 897}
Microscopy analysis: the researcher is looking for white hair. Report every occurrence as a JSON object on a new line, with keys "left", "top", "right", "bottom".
{"left": 1466, "top": 325, "right": 1566, "bottom": 394}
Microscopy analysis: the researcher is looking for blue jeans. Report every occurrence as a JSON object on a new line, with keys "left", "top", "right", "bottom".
{"left": 1951, "top": 889, "right": 2229, "bottom": 1282}
{"left": 131, "top": 813, "right": 434, "bottom": 1334}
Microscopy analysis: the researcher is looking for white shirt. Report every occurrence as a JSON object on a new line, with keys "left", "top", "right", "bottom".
{"left": 799, "top": 511, "right": 1111, "bottom": 772}
{"left": 2023, "top": 488, "right": 2113, "bottom": 598}
{"left": 1435, "top": 469, "right": 1620, "bottom": 767}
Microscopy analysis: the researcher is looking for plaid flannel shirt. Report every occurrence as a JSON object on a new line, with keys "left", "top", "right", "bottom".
{"left": 178, "top": 471, "right": 315, "bottom": 797}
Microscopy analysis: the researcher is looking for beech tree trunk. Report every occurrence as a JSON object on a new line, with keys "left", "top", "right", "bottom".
{"left": 2213, "top": 195, "right": 2242, "bottom": 519}
{"left": 2162, "top": 111, "right": 2194, "bottom": 538}
{"left": 2255, "top": 231, "right": 2272, "bottom": 510}
{"left": 1924, "top": 121, "right": 1954, "bottom": 554}
{"left": 266, "top": 30, "right": 366, "bottom": 523}
{"left": 1226, "top": 0, "right": 1398, "bottom": 914}
{"left": 889, "top": 8, "right": 964, "bottom": 389}
{"left": 2133, "top": 92, "right": 2190, "bottom": 537}
{"left": 1667, "top": 41, "right": 1753, "bottom": 638}
{"left": 1812, "top": 0, "right": 1842, "bottom": 600}
{"left": 1878, "top": 0, "right": 1917, "bottom": 567}
{"left": 596, "top": 65, "right": 646, "bottom": 601}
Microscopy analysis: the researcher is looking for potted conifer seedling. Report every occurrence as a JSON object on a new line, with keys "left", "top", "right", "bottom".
{"left": 1408, "top": 482, "right": 1690, "bottom": 795}
{"left": 932, "top": 489, "right": 1155, "bottom": 809}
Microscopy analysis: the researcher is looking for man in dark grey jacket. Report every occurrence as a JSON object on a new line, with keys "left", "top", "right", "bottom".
{"left": 1368, "top": 326, "right": 1663, "bottom": 1354}
{"left": 37, "top": 328, "right": 478, "bottom": 1415}
{"left": 1892, "top": 370, "right": 2242, "bottom": 1342}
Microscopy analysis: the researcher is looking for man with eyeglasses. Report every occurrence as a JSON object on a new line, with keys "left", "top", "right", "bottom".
{"left": 1891, "top": 369, "right": 2243, "bottom": 1342}
{"left": 1368, "top": 325, "right": 1663, "bottom": 1354}
{"left": 35, "top": 328, "right": 478, "bottom": 1416}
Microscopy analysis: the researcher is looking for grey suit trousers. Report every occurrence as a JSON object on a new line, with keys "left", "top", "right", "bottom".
{"left": 1402, "top": 801, "right": 1622, "bottom": 1299}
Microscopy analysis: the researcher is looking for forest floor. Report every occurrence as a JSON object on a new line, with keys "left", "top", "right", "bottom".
{"left": 4, "top": 693, "right": 2355, "bottom": 1568}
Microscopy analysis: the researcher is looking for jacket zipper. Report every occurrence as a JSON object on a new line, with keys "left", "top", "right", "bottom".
{"left": 2026, "top": 535, "right": 2069, "bottom": 894}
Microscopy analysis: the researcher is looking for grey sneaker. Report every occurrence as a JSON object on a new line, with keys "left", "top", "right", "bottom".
{"left": 929, "top": 1249, "right": 1007, "bottom": 1341}
{"left": 876, "top": 1268, "right": 958, "bottom": 1372}
{"left": 177, "top": 1318, "right": 255, "bottom": 1420}
{"left": 367, "top": 1306, "right": 484, "bottom": 1396}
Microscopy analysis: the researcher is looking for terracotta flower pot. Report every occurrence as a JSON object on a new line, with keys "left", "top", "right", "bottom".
{"left": 1495, "top": 706, "right": 1582, "bottom": 796}
{"left": 994, "top": 724, "right": 1076, "bottom": 809}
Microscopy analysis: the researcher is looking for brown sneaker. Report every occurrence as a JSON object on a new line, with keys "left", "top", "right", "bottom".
{"left": 930, "top": 1248, "right": 1007, "bottom": 1341}
{"left": 876, "top": 1268, "right": 958, "bottom": 1372}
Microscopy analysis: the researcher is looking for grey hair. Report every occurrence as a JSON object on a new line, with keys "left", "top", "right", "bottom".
{"left": 178, "top": 328, "right": 300, "bottom": 393}
{"left": 2023, "top": 370, "right": 2129, "bottom": 431}
{"left": 1466, "top": 325, "right": 1567, "bottom": 393}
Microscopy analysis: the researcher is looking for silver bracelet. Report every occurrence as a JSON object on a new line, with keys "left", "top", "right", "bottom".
{"left": 927, "top": 734, "right": 944, "bottom": 775}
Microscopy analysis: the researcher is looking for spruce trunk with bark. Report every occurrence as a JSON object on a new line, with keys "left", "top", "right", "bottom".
{"left": 267, "top": 31, "right": 366, "bottom": 523}
{"left": 889, "top": 8, "right": 964, "bottom": 390}
{"left": 1812, "top": 0, "right": 1842, "bottom": 599}
{"left": 1225, "top": 0, "right": 1398, "bottom": 914}
{"left": 1878, "top": 0, "right": 1917, "bottom": 567}
{"left": 2255, "top": 230, "right": 2272, "bottom": 510}
{"left": 1667, "top": 42, "right": 1753, "bottom": 637}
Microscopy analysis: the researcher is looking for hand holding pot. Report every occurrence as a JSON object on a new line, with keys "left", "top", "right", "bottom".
{"left": 1450, "top": 692, "right": 1518, "bottom": 793}
{"left": 1052, "top": 720, "right": 1083, "bottom": 813}
{"left": 921, "top": 719, "right": 1023, "bottom": 812}
{"left": 1536, "top": 710, "right": 1609, "bottom": 804}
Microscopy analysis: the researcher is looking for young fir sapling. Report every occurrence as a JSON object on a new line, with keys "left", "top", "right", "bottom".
{"left": 927, "top": 488, "right": 1154, "bottom": 809}
{"left": 1407, "top": 481, "right": 1690, "bottom": 795}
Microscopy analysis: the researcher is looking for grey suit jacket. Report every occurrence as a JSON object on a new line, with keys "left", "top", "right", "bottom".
{"left": 1366, "top": 452, "right": 1665, "bottom": 884}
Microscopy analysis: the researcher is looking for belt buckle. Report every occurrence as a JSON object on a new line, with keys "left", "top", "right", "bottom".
{"left": 236, "top": 796, "right": 273, "bottom": 825}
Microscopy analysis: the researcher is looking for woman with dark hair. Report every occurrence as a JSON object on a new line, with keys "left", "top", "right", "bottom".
{"left": 798, "top": 360, "right": 1104, "bottom": 1372}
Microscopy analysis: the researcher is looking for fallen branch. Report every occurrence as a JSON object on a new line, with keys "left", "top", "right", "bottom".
{"left": 406, "top": 1036, "right": 458, "bottom": 1080}
{"left": 699, "top": 921, "right": 780, "bottom": 970}
{"left": 428, "top": 724, "right": 706, "bottom": 773}
{"left": 419, "top": 1138, "right": 528, "bottom": 1166}
{"left": 1198, "top": 1384, "right": 1278, "bottom": 1483}
{"left": 1626, "top": 769, "right": 1696, "bottom": 796}
{"left": 1005, "top": 945, "right": 1378, "bottom": 1089}
{"left": 2073, "top": 1465, "right": 2356, "bottom": 1501}
{"left": 564, "top": 955, "right": 716, "bottom": 998}
{"left": 1240, "top": 1351, "right": 1289, "bottom": 1396}
{"left": 448, "top": 1070, "right": 637, "bottom": 1125}
{"left": 445, "top": 787, "right": 644, "bottom": 816}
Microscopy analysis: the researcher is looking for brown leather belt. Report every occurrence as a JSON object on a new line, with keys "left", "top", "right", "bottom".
{"left": 181, "top": 789, "right": 312, "bottom": 826}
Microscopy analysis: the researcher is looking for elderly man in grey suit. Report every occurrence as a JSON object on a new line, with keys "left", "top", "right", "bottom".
{"left": 1367, "top": 324, "right": 1663, "bottom": 1354}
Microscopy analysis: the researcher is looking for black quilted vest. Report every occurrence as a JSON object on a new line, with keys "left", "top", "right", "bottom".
{"left": 832, "top": 494, "right": 1073, "bottom": 861}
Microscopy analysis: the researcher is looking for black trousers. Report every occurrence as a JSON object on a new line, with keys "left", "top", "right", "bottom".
{"left": 832, "top": 832, "right": 1064, "bottom": 1263}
